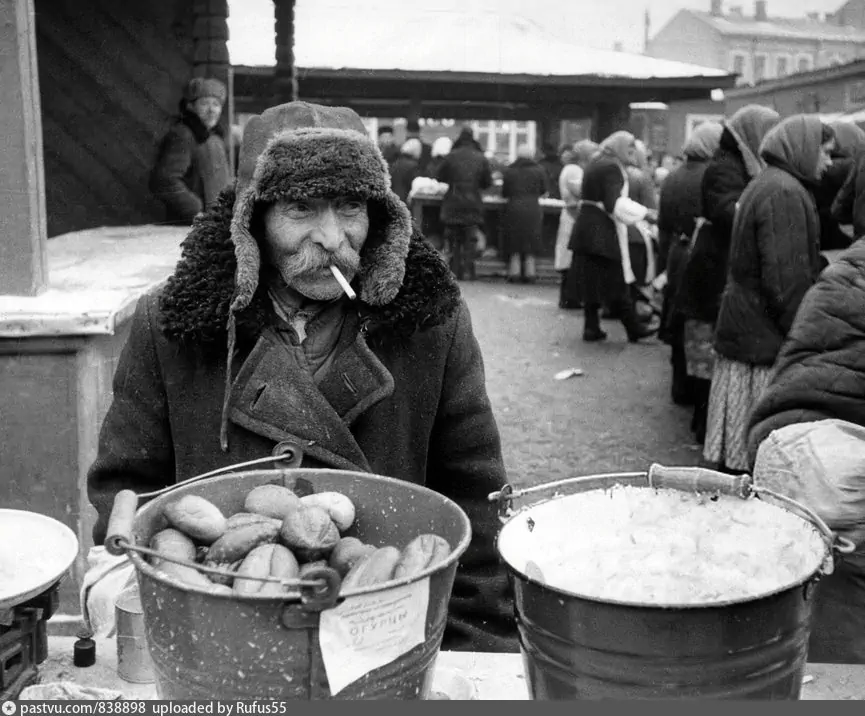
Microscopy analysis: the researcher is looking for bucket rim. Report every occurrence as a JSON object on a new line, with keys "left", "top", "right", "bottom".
{"left": 496, "top": 483, "right": 830, "bottom": 611}
{"left": 127, "top": 467, "right": 473, "bottom": 601}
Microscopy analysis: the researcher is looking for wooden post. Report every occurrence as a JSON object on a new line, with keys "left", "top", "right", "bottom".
{"left": 0, "top": 0, "right": 47, "bottom": 296}
{"left": 192, "top": 0, "right": 231, "bottom": 141}
{"left": 274, "top": 0, "right": 298, "bottom": 103}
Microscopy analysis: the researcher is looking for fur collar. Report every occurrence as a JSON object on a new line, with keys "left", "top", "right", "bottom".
{"left": 158, "top": 188, "right": 462, "bottom": 361}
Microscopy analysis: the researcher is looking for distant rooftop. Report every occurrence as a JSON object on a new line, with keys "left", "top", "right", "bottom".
{"left": 286, "top": 8, "right": 729, "bottom": 81}
{"left": 689, "top": 8, "right": 865, "bottom": 43}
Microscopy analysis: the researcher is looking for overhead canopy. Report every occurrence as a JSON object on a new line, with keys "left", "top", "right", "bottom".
{"left": 234, "top": 8, "right": 736, "bottom": 119}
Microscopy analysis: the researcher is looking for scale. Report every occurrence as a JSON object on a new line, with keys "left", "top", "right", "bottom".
{"left": 0, "top": 509, "right": 79, "bottom": 699}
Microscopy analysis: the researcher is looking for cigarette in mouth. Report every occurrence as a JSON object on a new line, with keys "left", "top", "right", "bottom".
{"left": 329, "top": 265, "right": 356, "bottom": 300}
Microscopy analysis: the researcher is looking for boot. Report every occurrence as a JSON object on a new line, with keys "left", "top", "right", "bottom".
{"left": 522, "top": 254, "right": 537, "bottom": 284}
{"left": 507, "top": 253, "right": 521, "bottom": 283}
{"left": 583, "top": 304, "right": 608, "bottom": 342}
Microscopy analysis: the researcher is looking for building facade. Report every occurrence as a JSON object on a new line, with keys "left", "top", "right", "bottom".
{"left": 647, "top": 0, "right": 865, "bottom": 87}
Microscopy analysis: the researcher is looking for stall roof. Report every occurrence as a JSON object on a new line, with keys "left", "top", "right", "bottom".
{"left": 288, "top": 8, "right": 731, "bottom": 82}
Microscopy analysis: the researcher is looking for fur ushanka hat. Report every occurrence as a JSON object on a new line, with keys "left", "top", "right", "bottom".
{"left": 219, "top": 101, "right": 413, "bottom": 450}
{"left": 229, "top": 101, "right": 412, "bottom": 317}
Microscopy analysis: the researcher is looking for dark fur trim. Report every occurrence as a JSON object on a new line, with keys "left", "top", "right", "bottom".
{"left": 159, "top": 187, "right": 459, "bottom": 360}
{"left": 180, "top": 109, "right": 224, "bottom": 144}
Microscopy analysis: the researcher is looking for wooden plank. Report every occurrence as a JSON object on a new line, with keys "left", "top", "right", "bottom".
{"left": 0, "top": 0, "right": 48, "bottom": 296}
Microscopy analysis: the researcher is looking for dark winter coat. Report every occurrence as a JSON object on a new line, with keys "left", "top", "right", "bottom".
{"left": 389, "top": 153, "right": 420, "bottom": 204}
{"left": 747, "top": 238, "right": 865, "bottom": 462}
{"left": 713, "top": 116, "right": 825, "bottom": 366}
{"left": 500, "top": 157, "right": 548, "bottom": 256}
{"left": 435, "top": 143, "right": 493, "bottom": 226}
{"left": 657, "top": 157, "right": 712, "bottom": 335}
{"left": 568, "top": 158, "right": 626, "bottom": 261}
{"left": 817, "top": 155, "right": 856, "bottom": 251}
{"left": 676, "top": 128, "right": 750, "bottom": 323}
{"left": 87, "top": 189, "right": 517, "bottom": 654}
{"left": 832, "top": 153, "right": 865, "bottom": 239}
{"left": 150, "top": 110, "right": 232, "bottom": 225}
{"left": 538, "top": 156, "right": 563, "bottom": 200}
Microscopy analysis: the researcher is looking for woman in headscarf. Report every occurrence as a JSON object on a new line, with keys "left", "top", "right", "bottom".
{"left": 501, "top": 144, "right": 549, "bottom": 283}
{"left": 823, "top": 121, "right": 865, "bottom": 249}
{"left": 424, "top": 136, "right": 453, "bottom": 180}
{"left": 556, "top": 140, "right": 599, "bottom": 309}
{"left": 655, "top": 121, "right": 723, "bottom": 410}
{"left": 626, "top": 140, "right": 661, "bottom": 294}
{"left": 568, "top": 130, "right": 659, "bottom": 343}
{"left": 676, "top": 104, "right": 781, "bottom": 443}
{"left": 704, "top": 115, "right": 836, "bottom": 473}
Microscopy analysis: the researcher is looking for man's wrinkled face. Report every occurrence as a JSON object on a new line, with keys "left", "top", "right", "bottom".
{"left": 816, "top": 139, "right": 835, "bottom": 179}
{"left": 261, "top": 197, "right": 369, "bottom": 301}
{"left": 190, "top": 97, "right": 223, "bottom": 129}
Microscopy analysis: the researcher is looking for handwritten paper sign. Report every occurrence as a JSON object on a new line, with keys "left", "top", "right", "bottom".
{"left": 318, "top": 578, "right": 430, "bottom": 696}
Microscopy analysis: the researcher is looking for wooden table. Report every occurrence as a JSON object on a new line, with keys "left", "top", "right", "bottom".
{"left": 36, "top": 637, "right": 865, "bottom": 700}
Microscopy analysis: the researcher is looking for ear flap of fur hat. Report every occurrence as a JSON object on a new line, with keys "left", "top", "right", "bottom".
{"left": 230, "top": 102, "right": 412, "bottom": 314}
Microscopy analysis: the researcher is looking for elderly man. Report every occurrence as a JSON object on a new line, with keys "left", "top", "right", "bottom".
{"left": 150, "top": 77, "right": 233, "bottom": 225}
{"left": 88, "top": 101, "right": 516, "bottom": 653}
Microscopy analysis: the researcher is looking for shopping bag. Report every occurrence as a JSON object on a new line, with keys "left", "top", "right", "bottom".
{"left": 753, "top": 419, "right": 865, "bottom": 549}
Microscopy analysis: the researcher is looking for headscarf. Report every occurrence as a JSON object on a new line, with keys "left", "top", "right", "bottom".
{"left": 516, "top": 144, "right": 535, "bottom": 160}
{"left": 759, "top": 114, "right": 831, "bottom": 183}
{"left": 724, "top": 104, "right": 782, "bottom": 178}
{"left": 829, "top": 120, "right": 865, "bottom": 159}
{"left": 598, "top": 131, "right": 636, "bottom": 166}
{"left": 572, "top": 139, "right": 600, "bottom": 166}
{"left": 683, "top": 122, "right": 723, "bottom": 161}
{"left": 400, "top": 138, "right": 422, "bottom": 159}
{"left": 633, "top": 140, "right": 651, "bottom": 172}
{"left": 431, "top": 136, "right": 452, "bottom": 158}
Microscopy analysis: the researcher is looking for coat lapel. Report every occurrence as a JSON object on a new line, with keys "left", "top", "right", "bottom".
{"left": 226, "top": 327, "right": 394, "bottom": 472}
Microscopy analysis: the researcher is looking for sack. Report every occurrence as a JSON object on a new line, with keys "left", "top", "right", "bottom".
{"left": 753, "top": 419, "right": 865, "bottom": 549}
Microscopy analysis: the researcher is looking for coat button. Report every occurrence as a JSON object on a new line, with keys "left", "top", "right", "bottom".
{"left": 272, "top": 440, "right": 304, "bottom": 469}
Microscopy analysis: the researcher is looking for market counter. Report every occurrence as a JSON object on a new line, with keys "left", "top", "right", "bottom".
{"left": 36, "top": 637, "right": 865, "bottom": 700}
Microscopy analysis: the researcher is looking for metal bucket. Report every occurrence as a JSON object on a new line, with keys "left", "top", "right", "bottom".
{"left": 490, "top": 465, "right": 856, "bottom": 700}
{"left": 105, "top": 451, "right": 472, "bottom": 700}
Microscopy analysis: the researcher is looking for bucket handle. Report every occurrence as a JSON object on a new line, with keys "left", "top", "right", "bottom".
{"left": 103, "top": 446, "right": 342, "bottom": 611}
{"left": 105, "top": 450, "right": 304, "bottom": 557}
{"left": 488, "top": 464, "right": 856, "bottom": 562}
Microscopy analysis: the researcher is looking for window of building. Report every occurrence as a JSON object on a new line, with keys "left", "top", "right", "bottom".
{"left": 470, "top": 120, "right": 537, "bottom": 163}
{"left": 775, "top": 54, "right": 790, "bottom": 78}
{"left": 753, "top": 53, "right": 768, "bottom": 83}
{"left": 797, "top": 54, "right": 814, "bottom": 73}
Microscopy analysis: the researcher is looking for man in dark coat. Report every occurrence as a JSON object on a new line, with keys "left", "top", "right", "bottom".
{"left": 537, "top": 143, "right": 563, "bottom": 200}
{"left": 406, "top": 119, "right": 433, "bottom": 177}
{"left": 88, "top": 101, "right": 517, "bottom": 654}
{"left": 150, "top": 77, "right": 233, "bottom": 225}
{"left": 748, "top": 239, "right": 865, "bottom": 664}
{"left": 501, "top": 145, "right": 549, "bottom": 283}
{"left": 435, "top": 127, "right": 493, "bottom": 280}
{"left": 389, "top": 138, "right": 422, "bottom": 205}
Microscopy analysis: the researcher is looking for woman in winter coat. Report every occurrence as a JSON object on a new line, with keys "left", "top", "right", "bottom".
{"left": 704, "top": 115, "right": 836, "bottom": 473}
{"left": 747, "top": 239, "right": 865, "bottom": 664}
{"left": 501, "top": 144, "right": 549, "bottom": 283}
{"left": 676, "top": 104, "right": 781, "bottom": 443}
{"left": 556, "top": 140, "right": 600, "bottom": 309}
{"left": 389, "top": 138, "right": 422, "bottom": 205}
{"left": 656, "top": 122, "right": 723, "bottom": 409}
{"left": 424, "top": 136, "right": 453, "bottom": 180}
{"left": 625, "top": 140, "right": 660, "bottom": 289}
{"left": 829, "top": 122, "right": 865, "bottom": 243}
{"left": 569, "top": 131, "right": 658, "bottom": 343}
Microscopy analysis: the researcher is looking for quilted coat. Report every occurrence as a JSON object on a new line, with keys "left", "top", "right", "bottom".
{"left": 713, "top": 116, "right": 825, "bottom": 366}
